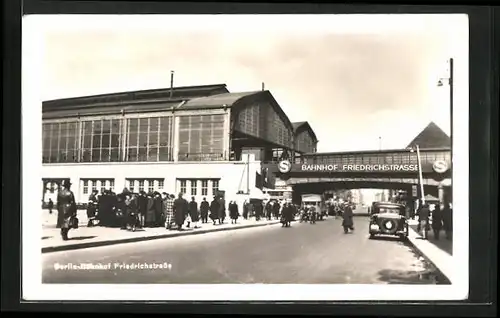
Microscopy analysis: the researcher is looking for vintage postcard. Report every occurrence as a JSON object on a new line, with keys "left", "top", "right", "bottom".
{"left": 22, "top": 14, "right": 469, "bottom": 301}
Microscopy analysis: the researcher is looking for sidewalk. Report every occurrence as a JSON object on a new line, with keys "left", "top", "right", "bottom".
{"left": 406, "top": 219, "right": 454, "bottom": 284}
{"left": 42, "top": 214, "right": 281, "bottom": 253}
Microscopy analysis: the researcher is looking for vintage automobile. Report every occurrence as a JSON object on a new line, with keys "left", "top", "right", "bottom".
{"left": 368, "top": 202, "right": 409, "bottom": 239}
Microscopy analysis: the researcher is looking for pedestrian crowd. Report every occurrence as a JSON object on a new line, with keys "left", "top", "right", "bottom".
{"left": 51, "top": 184, "right": 302, "bottom": 240}
{"left": 85, "top": 189, "right": 238, "bottom": 231}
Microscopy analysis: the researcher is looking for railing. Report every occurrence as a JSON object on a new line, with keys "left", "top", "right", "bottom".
{"left": 177, "top": 152, "right": 228, "bottom": 162}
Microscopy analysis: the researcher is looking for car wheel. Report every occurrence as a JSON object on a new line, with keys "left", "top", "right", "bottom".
{"left": 369, "top": 234, "right": 375, "bottom": 239}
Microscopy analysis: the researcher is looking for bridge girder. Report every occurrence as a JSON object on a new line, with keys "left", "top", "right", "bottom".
{"left": 285, "top": 176, "right": 443, "bottom": 186}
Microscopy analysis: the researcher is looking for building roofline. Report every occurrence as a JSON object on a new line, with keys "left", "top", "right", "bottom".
{"left": 43, "top": 84, "right": 228, "bottom": 105}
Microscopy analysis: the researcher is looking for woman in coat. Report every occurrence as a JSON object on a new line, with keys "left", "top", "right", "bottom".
{"left": 229, "top": 201, "right": 239, "bottom": 224}
{"left": 342, "top": 203, "right": 355, "bottom": 233}
{"left": 57, "top": 180, "right": 77, "bottom": 240}
{"left": 209, "top": 196, "right": 220, "bottom": 225}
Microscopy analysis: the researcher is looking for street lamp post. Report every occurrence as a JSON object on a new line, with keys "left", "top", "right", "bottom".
{"left": 408, "top": 145, "right": 425, "bottom": 206}
{"left": 437, "top": 58, "right": 453, "bottom": 209}
{"left": 437, "top": 58, "right": 453, "bottom": 145}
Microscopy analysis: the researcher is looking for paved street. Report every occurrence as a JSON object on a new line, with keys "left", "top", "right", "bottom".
{"left": 43, "top": 216, "right": 444, "bottom": 284}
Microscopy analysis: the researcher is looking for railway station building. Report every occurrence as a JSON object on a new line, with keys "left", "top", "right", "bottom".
{"left": 41, "top": 84, "right": 319, "bottom": 205}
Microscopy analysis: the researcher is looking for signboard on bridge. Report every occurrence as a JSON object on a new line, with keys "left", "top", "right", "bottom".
{"left": 278, "top": 161, "right": 419, "bottom": 173}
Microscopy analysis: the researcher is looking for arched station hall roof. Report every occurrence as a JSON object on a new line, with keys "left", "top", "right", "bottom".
{"left": 292, "top": 121, "right": 318, "bottom": 144}
{"left": 42, "top": 84, "right": 229, "bottom": 119}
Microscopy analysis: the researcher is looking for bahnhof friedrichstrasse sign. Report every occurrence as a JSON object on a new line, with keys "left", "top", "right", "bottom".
{"left": 277, "top": 160, "right": 419, "bottom": 174}
{"left": 300, "top": 163, "right": 418, "bottom": 172}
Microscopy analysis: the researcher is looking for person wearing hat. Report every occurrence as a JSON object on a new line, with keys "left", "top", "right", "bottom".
{"left": 209, "top": 196, "right": 220, "bottom": 225}
{"left": 56, "top": 179, "right": 77, "bottom": 240}
{"left": 173, "top": 192, "right": 188, "bottom": 230}
{"left": 341, "top": 202, "right": 355, "bottom": 234}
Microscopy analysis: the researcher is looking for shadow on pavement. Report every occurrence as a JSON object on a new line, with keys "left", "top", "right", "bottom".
{"left": 377, "top": 268, "right": 451, "bottom": 285}
{"left": 409, "top": 224, "right": 452, "bottom": 255}
{"left": 42, "top": 236, "right": 52, "bottom": 240}
{"left": 68, "top": 235, "right": 97, "bottom": 241}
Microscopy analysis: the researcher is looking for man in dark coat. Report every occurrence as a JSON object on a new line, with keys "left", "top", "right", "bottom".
{"left": 281, "top": 202, "right": 293, "bottom": 227}
{"left": 254, "top": 201, "right": 262, "bottom": 221}
{"left": 200, "top": 197, "right": 210, "bottom": 224}
{"left": 188, "top": 196, "right": 200, "bottom": 228}
{"left": 431, "top": 204, "right": 443, "bottom": 240}
{"left": 47, "top": 198, "right": 54, "bottom": 214}
{"left": 153, "top": 192, "right": 163, "bottom": 227}
{"left": 229, "top": 200, "right": 239, "bottom": 224}
{"left": 173, "top": 192, "right": 188, "bottom": 230}
{"left": 145, "top": 192, "right": 156, "bottom": 227}
{"left": 265, "top": 201, "right": 273, "bottom": 220}
{"left": 442, "top": 202, "right": 453, "bottom": 240}
{"left": 209, "top": 196, "right": 220, "bottom": 225}
{"left": 417, "top": 203, "right": 431, "bottom": 239}
{"left": 56, "top": 180, "right": 77, "bottom": 240}
{"left": 242, "top": 200, "right": 249, "bottom": 220}
{"left": 218, "top": 197, "right": 226, "bottom": 224}
{"left": 342, "top": 203, "right": 354, "bottom": 233}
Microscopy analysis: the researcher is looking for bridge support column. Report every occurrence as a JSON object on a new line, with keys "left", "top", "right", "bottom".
{"left": 438, "top": 184, "right": 445, "bottom": 210}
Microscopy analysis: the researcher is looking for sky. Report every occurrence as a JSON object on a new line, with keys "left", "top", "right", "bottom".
{"left": 28, "top": 14, "right": 468, "bottom": 152}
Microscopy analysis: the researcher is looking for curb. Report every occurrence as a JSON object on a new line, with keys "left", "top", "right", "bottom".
{"left": 42, "top": 221, "right": 281, "bottom": 254}
{"left": 404, "top": 227, "right": 452, "bottom": 284}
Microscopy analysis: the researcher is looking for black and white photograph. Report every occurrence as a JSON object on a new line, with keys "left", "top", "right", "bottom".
{"left": 22, "top": 14, "right": 469, "bottom": 301}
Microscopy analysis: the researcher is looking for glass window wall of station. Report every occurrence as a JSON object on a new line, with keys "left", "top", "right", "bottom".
{"left": 42, "top": 122, "right": 80, "bottom": 163}
{"left": 42, "top": 115, "right": 175, "bottom": 164}
{"left": 81, "top": 119, "right": 122, "bottom": 162}
{"left": 126, "top": 117, "right": 173, "bottom": 162}
{"left": 178, "top": 114, "right": 225, "bottom": 161}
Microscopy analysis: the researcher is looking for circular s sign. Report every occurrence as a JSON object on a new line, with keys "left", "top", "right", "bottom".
{"left": 278, "top": 160, "right": 292, "bottom": 174}
{"left": 432, "top": 160, "right": 449, "bottom": 174}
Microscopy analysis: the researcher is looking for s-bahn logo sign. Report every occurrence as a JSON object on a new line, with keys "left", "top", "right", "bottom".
{"left": 432, "top": 160, "right": 449, "bottom": 174}
{"left": 278, "top": 160, "right": 292, "bottom": 174}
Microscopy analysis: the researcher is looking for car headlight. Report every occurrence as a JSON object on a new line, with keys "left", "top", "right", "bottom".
{"left": 369, "top": 224, "right": 379, "bottom": 230}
